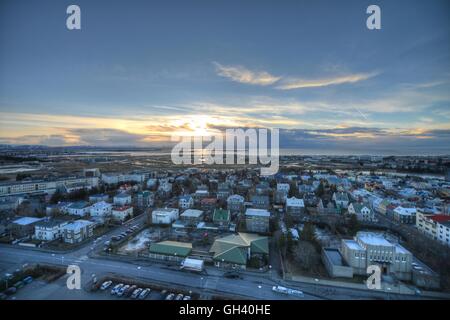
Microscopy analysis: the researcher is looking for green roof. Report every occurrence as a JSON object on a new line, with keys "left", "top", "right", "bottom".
{"left": 213, "top": 209, "right": 230, "bottom": 223}
{"left": 149, "top": 241, "right": 192, "bottom": 257}
{"left": 209, "top": 233, "right": 268, "bottom": 265}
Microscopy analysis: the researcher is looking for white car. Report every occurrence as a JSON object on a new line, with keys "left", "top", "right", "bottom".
{"left": 100, "top": 280, "right": 113, "bottom": 290}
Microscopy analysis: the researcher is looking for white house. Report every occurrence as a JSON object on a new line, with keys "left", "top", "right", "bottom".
{"left": 437, "top": 220, "right": 450, "bottom": 247}
{"left": 348, "top": 203, "right": 375, "bottom": 222}
{"left": 111, "top": 206, "right": 134, "bottom": 222}
{"left": 67, "top": 201, "right": 91, "bottom": 216}
{"left": 332, "top": 192, "right": 349, "bottom": 209}
{"left": 286, "top": 197, "right": 305, "bottom": 216}
{"left": 179, "top": 195, "right": 194, "bottom": 209}
{"left": 34, "top": 220, "right": 69, "bottom": 241}
{"left": 393, "top": 206, "right": 416, "bottom": 224}
{"left": 277, "top": 183, "right": 290, "bottom": 193}
{"left": 113, "top": 193, "right": 132, "bottom": 206}
{"left": 90, "top": 201, "right": 112, "bottom": 217}
{"left": 89, "top": 194, "right": 109, "bottom": 203}
{"left": 62, "top": 220, "right": 94, "bottom": 244}
{"left": 152, "top": 208, "right": 179, "bottom": 224}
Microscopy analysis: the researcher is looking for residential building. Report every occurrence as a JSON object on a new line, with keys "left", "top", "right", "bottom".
{"left": 285, "top": 197, "right": 305, "bottom": 217}
{"left": 251, "top": 195, "right": 270, "bottom": 210}
{"left": 34, "top": 219, "right": 69, "bottom": 241}
{"left": 90, "top": 201, "right": 112, "bottom": 217}
{"left": 179, "top": 195, "right": 194, "bottom": 210}
{"left": 332, "top": 192, "right": 349, "bottom": 209}
{"left": 437, "top": 220, "right": 450, "bottom": 246}
{"left": 227, "top": 194, "right": 245, "bottom": 213}
{"left": 393, "top": 206, "right": 416, "bottom": 224}
{"left": 245, "top": 208, "right": 270, "bottom": 233}
{"left": 62, "top": 220, "right": 94, "bottom": 244}
{"left": 217, "top": 183, "right": 231, "bottom": 201}
{"left": 111, "top": 206, "right": 133, "bottom": 222}
{"left": 0, "top": 196, "right": 23, "bottom": 211}
{"left": 0, "top": 176, "right": 99, "bottom": 197}
{"left": 151, "top": 208, "right": 179, "bottom": 225}
{"left": 416, "top": 211, "right": 450, "bottom": 245}
{"left": 67, "top": 201, "right": 91, "bottom": 216}
{"left": 89, "top": 194, "right": 109, "bottom": 203}
{"left": 213, "top": 208, "right": 231, "bottom": 227}
{"left": 276, "top": 183, "right": 290, "bottom": 193}
{"left": 137, "top": 191, "right": 154, "bottom": 209}
{"left": 113, "top": 193, "right": 132, "bottom": 206}
{"left": 180, "top": 209, "right": 204, "bottom": 226}
{"left": 10, "top": 217, "right": 44, "bottom": 238}
{"left": 200, "top": 198, "right": 217, "bottom": 212}
{"left": 348, "top": 203, "right": 375, "bottom": 222}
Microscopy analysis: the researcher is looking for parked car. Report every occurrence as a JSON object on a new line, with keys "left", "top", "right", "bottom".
{"left": 125, "top": 285, "right": 137, "bottom": 297}
{"left": 138, "top": 288, "right": 151, "bottom": 300}
{"left": 100, "top": 280, "right": 113, "bottom": 290}
{"left": 23, "top": 276, "right": 33, "bottom": 284}
{"left": 165, "top": 293, "right": 175, "bottom": 300}
{"left": 0, "top": 293, "right": 7, "bottom": 300}
{"left": 111, "top": 283, "right": 123, "bottom": 295}
{"left": 160, "top": 289, "right": 168, "bottom": 296}
{"left": 13, "top": 281, "right": 24, "bottom": 289}
{"left": 183, "top": 296, "right": 191, "bottom": 300}
{"left": 117, "top": 284, "right": 130, "bottom": 296}
{"left": 224, "top": 271, "right": 242, "bottom": 279}
{"left": 175, "top": 293, "right": 184, "bottom": 300}
{"left": 4, "top": 287, "right": 17, "bottom": 295}
{"left": 131, "top": 288, "right": 143, "bottom": 299}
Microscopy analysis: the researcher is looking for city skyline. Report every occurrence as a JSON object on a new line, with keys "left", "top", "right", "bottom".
{"left": 0, "top": 0, "right": 449, "bottom": 154}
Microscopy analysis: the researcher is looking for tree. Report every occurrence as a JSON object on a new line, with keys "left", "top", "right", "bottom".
{"left": 300, "top": 222, "right": 315, "bottom": 242}
{"left": 316, "top": 182, "right": 324, "bottom": 197}
{"left": 16, "top": 173, "right": 31, "bottom": 181}
{"left": 50, "top": 190, "right": 65, "bottom": 204}
{"left": 288, "top": 182, "right": 299, "bottom": 198}
{"left": 347, "top": 214, "right": 360, "bottom": 236}
{"left": 293, "top": 241, "right": 320, "bottom": 271}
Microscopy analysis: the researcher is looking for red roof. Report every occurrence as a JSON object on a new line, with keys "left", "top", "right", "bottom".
{"left": 430, "top": 215, "right": 450, "bottom": 223}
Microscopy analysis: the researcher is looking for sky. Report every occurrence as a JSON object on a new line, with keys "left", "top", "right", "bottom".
{"left": 0, "top": 0, "right": 449, "bottom": 155}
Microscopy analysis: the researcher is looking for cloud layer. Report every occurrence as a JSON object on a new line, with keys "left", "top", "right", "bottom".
{"left": 213, "top": 62, "right": 280, "bottom": 86}
{"left": 214, "top": 62, "right": 376, "bottom": 90}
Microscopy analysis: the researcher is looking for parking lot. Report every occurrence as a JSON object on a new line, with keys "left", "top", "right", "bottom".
{"left": 92, "top": 277, "right": 195, "bottom": 300}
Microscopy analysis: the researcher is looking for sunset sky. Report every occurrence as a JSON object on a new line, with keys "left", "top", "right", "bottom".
{"left": 0, "top": 0, "right": 449, "bottom": 154}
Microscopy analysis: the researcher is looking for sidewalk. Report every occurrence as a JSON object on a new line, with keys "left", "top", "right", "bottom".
{"left": 286, "top": 274, "right": 450, "bottom": 299}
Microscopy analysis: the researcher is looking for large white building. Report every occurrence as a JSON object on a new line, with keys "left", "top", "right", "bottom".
{"left": 34, "top": 220, "right": 69, "bottom": 241}
{"left": 102, "top": 173, "right": 145, "bottom": 185}
{"left": 393, "top": 206, "right": 416, "bottom": 224}
{"left": 111, "top": 206, "right": 134, "bottom": 222}
{"left": 416, "top": 211, "right": 450, "bottom": 246}
{"left": 67, "top": 201, "right": 91, "bottom": 216}
{"left": 152, "top": 208, "right": 179, "bottom": 225}
{"left": 90, "top": 201, "right": 112, "bottom": 217}
{"left": 341, "top": 232, "right": 412, "bottom": 280}
{"left": 286, "top": 197, "right": 305, "bottom": 216}
{"left": 62, "top": 220, "right": 94, "bottom": 244}
{"left": 0, "top": 176, "right": 99, "bottom": 197}
{"left": 113, "top": 193, "right": 132, "bottom": 206}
